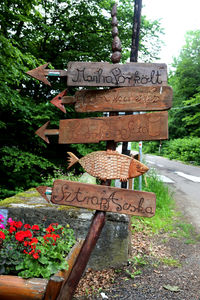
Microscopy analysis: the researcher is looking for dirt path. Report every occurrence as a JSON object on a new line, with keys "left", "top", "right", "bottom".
{"left": 74, "top": 214, "right": 200, "bottom": 300}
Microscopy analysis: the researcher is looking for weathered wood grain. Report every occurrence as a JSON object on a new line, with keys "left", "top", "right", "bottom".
{"left": 51, "top": 180, "right": 156, "bottom": 217}
{"left": 0, "top": 276, "right": 47, "bottom": 300}
{"left": 59, "top": 111, "right": 168, "bottom": 144}
{"left": 67, "top": 151, "right": 149, "bottom": 181}
{"left": 67, "top": 61, "right": 167, "bottom": 87}
{"left": 74, "top": 86, "right": 172, "bottom": 112}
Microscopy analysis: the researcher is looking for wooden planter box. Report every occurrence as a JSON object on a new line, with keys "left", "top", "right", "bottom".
{"left": 0, "top": 239, "right": 84, "bottom": 300}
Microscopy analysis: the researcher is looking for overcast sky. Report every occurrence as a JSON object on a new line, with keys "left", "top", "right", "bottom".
{"left": 142, "top": 0, "right": 200, "bottom": 68}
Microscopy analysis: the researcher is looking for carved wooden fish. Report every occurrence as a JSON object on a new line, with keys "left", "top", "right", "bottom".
{"left": 67, "top": 150, "right": 149, "bottom": 181}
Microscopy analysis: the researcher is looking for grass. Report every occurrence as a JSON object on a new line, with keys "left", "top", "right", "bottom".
{"left": 131, "top": 169, "right": 176, "bottom": 233}
{"left": 159, "top": 257, "right": 181, "bottom": 267}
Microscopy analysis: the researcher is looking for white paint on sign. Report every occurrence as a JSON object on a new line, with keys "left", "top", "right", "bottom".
{"left": 175, "top": 172, "right": 200, "bottom": 183}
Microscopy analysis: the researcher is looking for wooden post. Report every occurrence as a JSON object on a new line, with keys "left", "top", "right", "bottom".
{"left": 57, "top": 3, "right": 121, "bottom": 300}
{"left": 122, "top": 0, "right": 142, "bottom": 189}
{"left": 57, "top": 211, "right": 106, "bottom": 300}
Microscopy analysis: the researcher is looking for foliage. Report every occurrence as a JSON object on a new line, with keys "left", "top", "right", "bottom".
{"left": 132, "top": 170, "right": 175, "bottom": 233}
{"left": 0, "top": 146, "right": 58, "bottom": 199}
{"left": 169, "top": 30, "right": 200, "bottom": 138}
{"left": 0, "top": 216, "right": 75, "bottom": 279}
{"left": 0, "top": 0, "right": 163, "bottom": 198}
{"left": 182, "top": 91, "right": 200, "bottom": 137}
{"left": 161, "top": 137, "right": 200, "bottom": 165}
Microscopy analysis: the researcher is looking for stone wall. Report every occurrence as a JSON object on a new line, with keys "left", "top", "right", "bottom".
{"left": 0, "top": 189, "right": 130, "bottom": 270}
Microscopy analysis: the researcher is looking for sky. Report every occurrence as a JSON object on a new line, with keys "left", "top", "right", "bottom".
{"left": 142, "top": 0, "right": 200, "bottom": 68}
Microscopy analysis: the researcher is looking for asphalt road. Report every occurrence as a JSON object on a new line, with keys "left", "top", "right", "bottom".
{"left": 144, "top": 154, "right": 200, "bottom": 231}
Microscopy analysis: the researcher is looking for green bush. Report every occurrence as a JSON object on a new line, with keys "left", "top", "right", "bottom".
{"left": 162, "top": 137, "right": 200, "bottom": 165}
{"left": 0, "top": 146, "right": 59, "bottom": 199}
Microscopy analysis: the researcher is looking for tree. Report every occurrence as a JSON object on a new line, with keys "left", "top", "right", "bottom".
{"left": 0, "top": 0, "right": 164, "bottom": 198}
{"left": 168, "top": 30, "right": 200, "bottom": 138}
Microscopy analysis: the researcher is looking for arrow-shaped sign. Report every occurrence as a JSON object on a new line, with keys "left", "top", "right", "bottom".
{"left": 26, "top": 63, "right": 68, "bottom": 86}
{"left": 50, "top": 86, "right": 173, "bottom": 113}
{"left": 35, "top": 121, "right": 59, "bottom": 143}
{"left": 35, "top": 112, "right": 168, "bottom": 144}
{"left": 50, "top": 89, "right": 75, "bottom": 113}
{"left": 37, "top": 180, "right": 156, "bottom": 217}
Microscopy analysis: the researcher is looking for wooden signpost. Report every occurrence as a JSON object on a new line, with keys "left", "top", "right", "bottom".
{"left": 51, "top": 180, "right": 156, "bottom": 217}
{"left": 36, "top": 111, "right": 168, "bottom": 144}
{"left": 67, "top": 61, "right": 168, "bottom": 87}
{"left": 51, "top": 86, "right": 173, "bottom": 113}
{"left": 25, "top": 3, "right": 173, "bottom": 300}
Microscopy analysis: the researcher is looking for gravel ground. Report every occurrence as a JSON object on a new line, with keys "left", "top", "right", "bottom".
{"left": 74, "top": 217, "right": 200, "bottom": 300}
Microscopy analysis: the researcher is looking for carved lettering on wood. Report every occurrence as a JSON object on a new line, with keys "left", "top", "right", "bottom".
{"left": 59, "top": 111, "right": 168, "bottom": 144}
{"left": 67, "top": 62, "right": 168, "bottom": 87}
{"left": 51, "top": 180, "right": 156, "bottom": 217}
{"left": 74, "top": 86, "right": 173, "bottom": 112}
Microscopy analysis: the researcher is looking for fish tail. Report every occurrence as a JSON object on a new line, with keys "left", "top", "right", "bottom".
{"left": 67, "top": 152, "right": 79, "bottom": 169}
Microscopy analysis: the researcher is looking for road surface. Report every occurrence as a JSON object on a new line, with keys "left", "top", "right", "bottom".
{"left": 145, "top": 154, "right": 200, "bottom": 231}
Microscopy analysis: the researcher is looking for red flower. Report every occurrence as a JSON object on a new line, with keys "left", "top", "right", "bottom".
{"left": 33, "top": 252, "right": 39, "bottom": 259}
{"left": 46, "top": 224, "right": 55, "bottom": 233}
{"left": 0, "top": 231, "right": 5, "bottom": 240}
{"left": 14, "top": 221, "right": 23, "bottom": 228}
{"left": 32, "top": 225, "right": 40, "bottom": 230}
{"left": 15, "top": 230, "right": 32, "bottom": 242}
{"left": 24, "top": 224, "right": 31, "bottom": 229}
{"left": 29, "top": 238, "right": 38, "bottom": 245}
{"left": 9, "top": 226, "right": 16, "bottom": 234}
{"left": 43, "top": 233, "right": 60, "bottom": 243}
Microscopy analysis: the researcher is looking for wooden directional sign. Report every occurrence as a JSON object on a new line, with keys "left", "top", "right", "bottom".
{"left": 67, "top": 62, "right": 168, "bottom": 87}
{"left": 26, "top": 63, "right": 68, "bottom": 86}
{"left": 51, "top": 180, "right": 156, "bottom": 217}
{"left": 61, "top": 86, "right": 172, "bottom": 113}
{"left": 36, "top": 112, "right": 168, "bottom": 143}
{"left": 59, "top": 111, "right": 168, "bottom": 143}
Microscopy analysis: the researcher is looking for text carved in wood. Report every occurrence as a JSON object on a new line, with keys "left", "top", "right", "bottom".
{"left": 75, "top": 86, "right": 173, "bottom": 112}
{"left": 59, "top": 112, "right": 168, "bottom": 144}
{"left": 67, "top": 62, "right": 168, "bottom": 87}
{"left": 51, "top": 180, "right": 156, "bottom": 217}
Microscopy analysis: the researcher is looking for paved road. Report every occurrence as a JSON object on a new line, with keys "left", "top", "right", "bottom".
{"left": 145, "top": 154, "right": 200, "bottom": 231}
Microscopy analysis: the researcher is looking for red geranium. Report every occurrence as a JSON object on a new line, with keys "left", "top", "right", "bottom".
{"left": 32, "top": 225, "right": 40, "bottom": 230}
{"left": 15, "top": 230, "right": 32, "bottom": 242}
{"left": 24, "top": 224, "right": 31, "bottom": 229}
{"left": 9, "top": 226, "right": 16, "bottom": 234}
{"left": 0, "top": 231, "right": 5, "bottom": 240}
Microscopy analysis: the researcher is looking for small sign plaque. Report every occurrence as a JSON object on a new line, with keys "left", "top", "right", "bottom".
{"left": 74, "top": 86, "right": 173, "bottom": 112}
{"left": 59, "top": 111, "right": 168, "bottom": 144}
{"left": 51, "top": 180, "right": 156, "bottom": 217}
{"left": 67, "top": 62, "right": 168, "bottom": 87}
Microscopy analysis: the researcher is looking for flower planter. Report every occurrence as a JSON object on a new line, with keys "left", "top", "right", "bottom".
{"left": 0, "top": 239, "right": 84, "bottom": 300}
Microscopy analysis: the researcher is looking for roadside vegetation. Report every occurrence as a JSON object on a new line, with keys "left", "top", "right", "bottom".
{"left": 139, "top": 137, "right": 200, "bottom": 166}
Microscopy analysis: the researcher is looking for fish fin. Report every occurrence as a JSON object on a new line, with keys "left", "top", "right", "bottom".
{"left": 67, "top": 152, "right": 79, "bottom": 169}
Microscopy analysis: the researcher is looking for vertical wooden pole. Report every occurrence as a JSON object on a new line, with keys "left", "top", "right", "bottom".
{"left": 122, "top": 0, "right": 142, "bottom": 189}
{"left": 57, "top": 3, "right": 121, "bottom": 300}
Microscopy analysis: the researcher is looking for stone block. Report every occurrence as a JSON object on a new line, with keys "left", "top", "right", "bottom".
{"left": 0, "top": 189, "right": 130, "bottom": 269}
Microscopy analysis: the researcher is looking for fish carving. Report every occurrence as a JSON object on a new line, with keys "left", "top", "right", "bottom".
{"left": 67, "top": 150, "right": 149, "bottom": 181}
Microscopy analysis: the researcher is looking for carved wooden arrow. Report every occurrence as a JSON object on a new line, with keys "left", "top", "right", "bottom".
{"left": 35, "top": 112, "right": 168, "bottom": 144}
{"left": 26, "top": 63, "right": 68, "bottom": 86}
{"left": 35, "top": 121, "right": 59, "bottom": 143}
{"left": 50, "top": 86, "right": 173, "bottom": 113}
{"left": 50, "top": 89, "right": 75, "bottom": 113}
